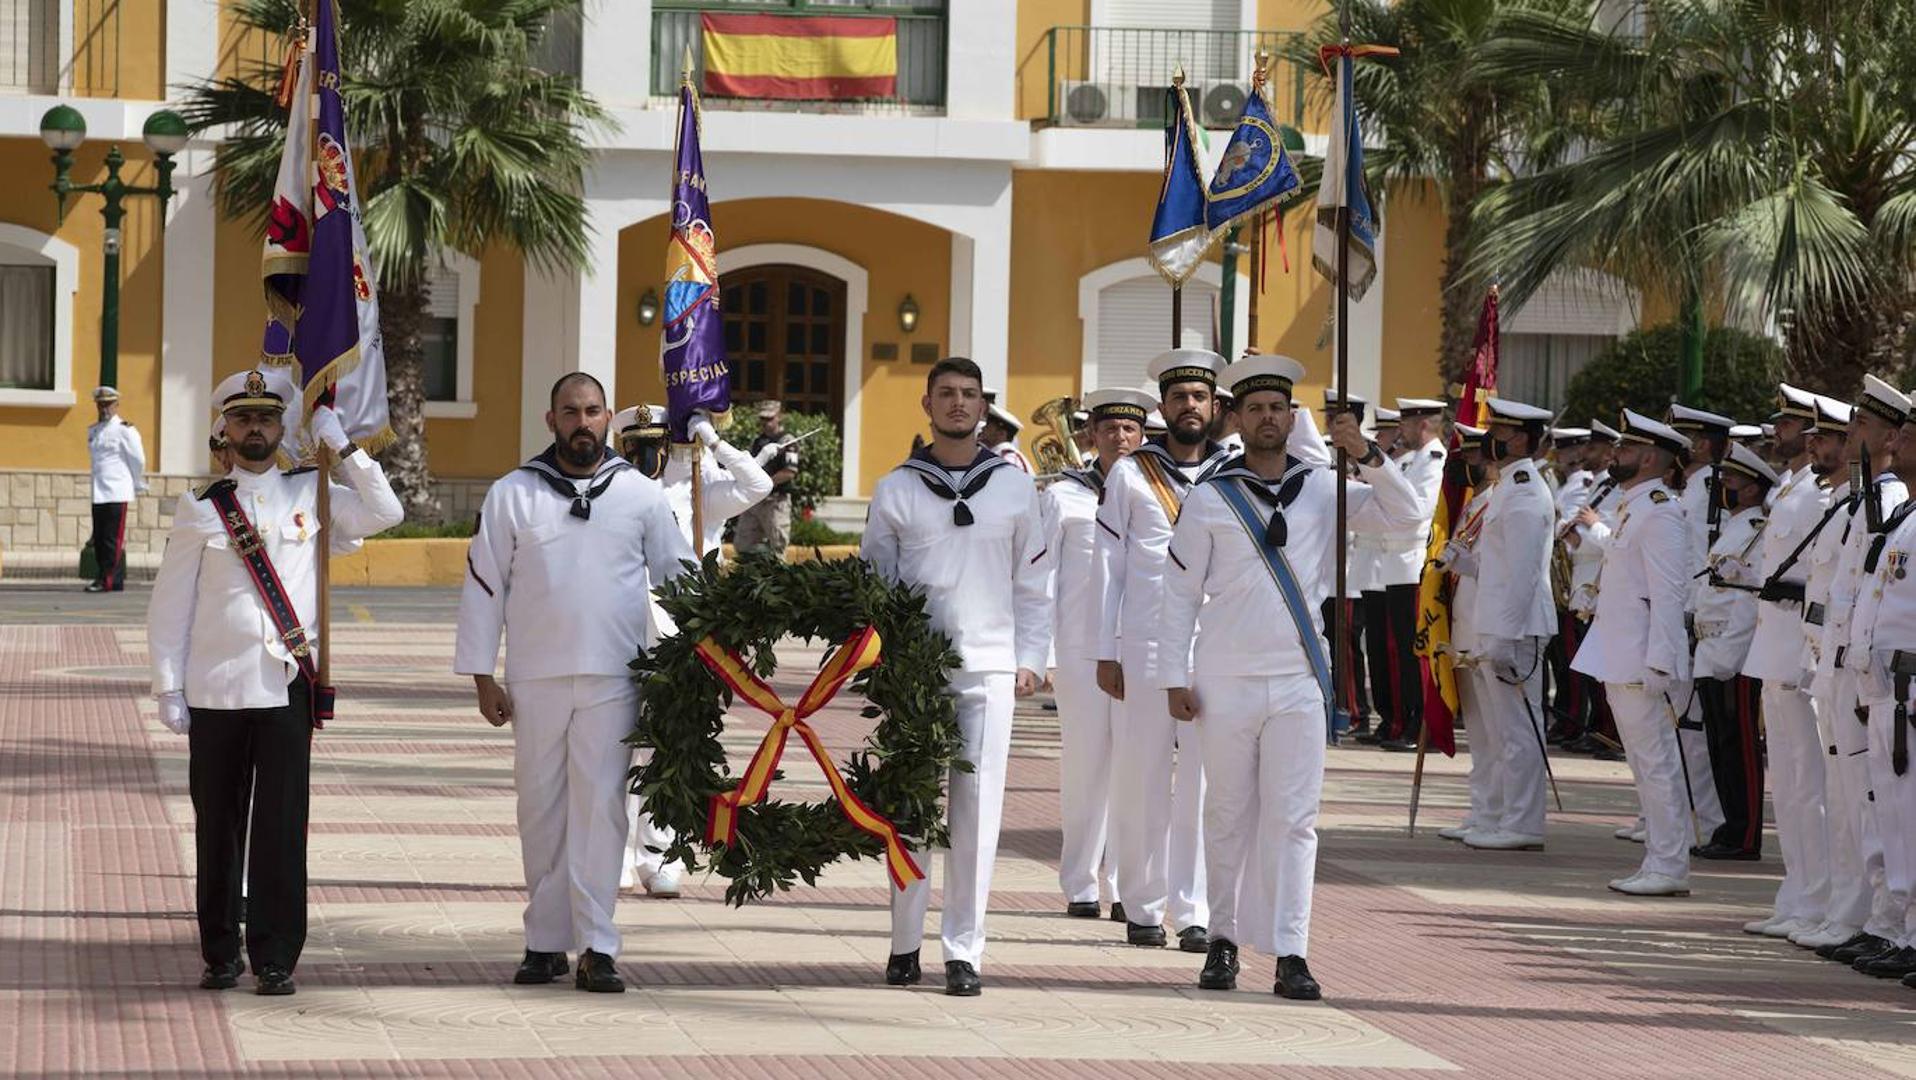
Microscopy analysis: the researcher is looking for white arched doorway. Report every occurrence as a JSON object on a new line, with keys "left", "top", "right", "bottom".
{"left": 1076, "top": 257, "right": 1244, "bottom": 394}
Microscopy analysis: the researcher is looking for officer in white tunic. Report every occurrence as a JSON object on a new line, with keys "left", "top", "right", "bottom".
{"left": 86, "top": 385, "right": 147, "bottom": 592}
{"left": 1043, "top": 386, "right": 1151, "bottom": 919}
{"left": 1573, "top": 410, "right": 1697, "bottom": 896}
{"left": 863, "top": 357, "right": 1050, "bottom": 997}
{"left": 659, "top": 405, "right": 774, "bottom": 558}
{"left": 1669, "top": 403, "right": 1736, "bottom": 841}
{"left": 1562, "top": 420, "right": 1627, "bottom": 759}
{"left": 1158, "top": 354, "right": 1420, "bottom": 1000}
{"left": 455, "top": 373, "right": 696, "bottom": 994}
{"left": 984, "top": 401, "right": 1033, "bottom": 474}
{"left": 148, "top": 368, "right": 402, "bottom": 995}
{"left": 1432, "top": 425, "right": 1505, "bottom": 841}
{"left": 1464, "top": 398, "right": 1560, "bottom": 850}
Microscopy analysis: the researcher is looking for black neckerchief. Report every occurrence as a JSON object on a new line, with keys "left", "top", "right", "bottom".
{"left": 1132, "top": 437, "right": 1232, "bottom": 488}
{"left": 519, "top": 445, "right": 630, "bottom": 520}
{"left": 898, "top": 446, "right": 1010, "bottom": 526}
{"left": 1061, "top": 462, "right": 1105, "bottom": 499}
{"left": 1205, "top": 453, "right": 1311, "bottom": 546}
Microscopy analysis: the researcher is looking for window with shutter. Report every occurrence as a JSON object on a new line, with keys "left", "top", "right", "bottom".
{"left": 1094, "top": 275, "right": 1219, "bottom": 393}
{"left": 422, "top": 265, "right": 460, "bottom": 402}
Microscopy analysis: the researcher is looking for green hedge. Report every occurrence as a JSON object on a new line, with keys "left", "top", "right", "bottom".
{"left": 1559, "top": 324, "right": 1785, "bottom": 428}
{"left": 722, "top": 409, "right": 842, "bottom": 513}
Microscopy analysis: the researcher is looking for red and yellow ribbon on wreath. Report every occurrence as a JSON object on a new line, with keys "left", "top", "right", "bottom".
{"left": 693, "top": 626, "right": 924, "bottom": 890}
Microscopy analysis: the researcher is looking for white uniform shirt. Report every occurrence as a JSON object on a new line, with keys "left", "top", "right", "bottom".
{"left": 1838, "top": 474, "right": 1911, "bottom": 672}
{"left": 1040, "top": 468, "right": 1106, "bottom": 662}
{"left": 1693, "top": 504, "right": 1766, "bottom": 679}
{"left": 1156, "top": 451, "right": 1421, "bottom": 688}
{"left": 1365, "top": 436, "right": 1446, "bottom": 588}
{"left": 1470, "top": 456, "right": 1558, "bottom": 641}
{"left": 1802, "top": 480, "right": 1855, "bottom": 687}
{"left": 660, "top": 438, "right": 774, "bottom": 557}
{"left": 1572, "top": 480, "right": 1692, "bottom": 684}
{"left": 455, "top": 455, "right": 696, "bottom": 683}
{"left": 88, "top": 414, "right": 147, "bottom": 503}
{"left": 861, "top": 449, "right": 1051, "bottom": 675}
{"left": 1680, "top": 468, "right": 1717, "bottom": 610}
{"left": 1856, "top": 502, "right": 1916, "bottom": 705}
{"left": 1554, "top": 467, "right": 1593, "bottom": 520}
{"left": 993, "top": 440, "right": 1033, "bottom": 474}
{"left": 1565, "top": 476, "right": 1622, "bottom": 616}
{"left": 1447, "top": 483, "right": 1496, "bottom": 654}
{"left": 148, "top": 453, "right": 403, "bottom": 709}
{"left": 1741, "top": 466, "right": 1832, "bottom": 682}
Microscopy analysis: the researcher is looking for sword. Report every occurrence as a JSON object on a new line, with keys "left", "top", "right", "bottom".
{"left": 1519, "top": 691, "right": 1566, "bottom": 813}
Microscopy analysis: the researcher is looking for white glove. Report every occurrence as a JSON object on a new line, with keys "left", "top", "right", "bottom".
{"left": 158, "top": 691, "right": 190, "bottom": 735}
{"left": 1641, "top": 668, "right": 1676, "bottom": 703}
{"left": 753, "top": 443, "right": 781, "bottom": 467}
{"left": 688, "top": 413, "right": 719, "bottom": 449}
{"left": 309, "top": 405, "right": 350, "bottom": 453}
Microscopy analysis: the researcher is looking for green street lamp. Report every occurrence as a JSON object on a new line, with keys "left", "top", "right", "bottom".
{"left": 40, "top": 104, "right": 188, "bottom": 390}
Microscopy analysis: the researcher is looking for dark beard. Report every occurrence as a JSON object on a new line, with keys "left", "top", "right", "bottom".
{"left": 237, "top": 436, "right": 280, "bottom": 463}
{"left": 1168, "top": 422, "right": 1207, "bottom": 448}
{"left": 932, "top": 422, "right": 978, "bottom": 442}
{"left": 558, "top": 430, "right": 604, "bottom": 469}
{"left": 1608, "top": 460, "right": 1639, "bottom": 482}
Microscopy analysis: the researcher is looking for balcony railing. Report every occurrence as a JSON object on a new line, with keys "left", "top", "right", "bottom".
{"left": 1031, "top": 26, "right": 1306, "bottom": 132}
{"left": 1, "top": 0, "right": 119, "bottom": 97}
{"left": 652, "top": 2, "right": 946, "bottom": 113}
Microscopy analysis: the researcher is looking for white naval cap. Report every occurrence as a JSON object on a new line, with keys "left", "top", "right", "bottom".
{"left": 214, "top": 367, "right": 297, "bottom": 414}
{"left": 1812, "top": 394, "right": 1853, "bottom": 430}
{"left": 1223, "top": 354, "right": 1307, "bottom": 401}
{"left": 1144, "top": 409, "right": 1167, "bottom": 433}
{"left": 1373, "top": 406, "right": 1402, "bottom": 425}
{"left": 983, "top": 386, "right": 1002, "bottom": 405}
{"left": 1774, "top": 383, "right": 1818, "bottom": 423}
{"left": 1145, "top": 348, "right": 1227, "bottom": 391}
{"left": 1722, "top": 441, "right": 1779, "bottom": 485}
{"left": 613, "top": 404, "right": 668, "bottom": 441}
{"left": 1618, "top": 408, "right": 1691, "bottom": 454}
{"left": 91, "top": 384, "right": 121, "bottom": 402}
{"left": 1552, "top": 426, "right": 1593, "bottom": 446}
{"left": 1729, "top": 423, "right": 1763, "bottom": 441}
{"left": 1454, "top": 423, "right": 1488, "bottom": 450}
{"left": 1761, "top": 422, "right": 1775, "bottom": 437}
{"left": 1082, "top": 386, "right": 1155, "bottom": 424}
{"left": 1860, "top": 374, "right": 1912, "bottom": 425}
{"left": 1485, "top": 397, "right": 1552, "bottom": 424}
{"left": 1667, "top": 402, "right": 1735, "bottom": 434}
{"left": 1394, "top": 397, "right": 1446, "bottom": 417}
{"left": 1590, "top": 418, "right": 1621, "bottom": 442}
{"left": 986, "top": 402, "right": 1022, "bottom": 434}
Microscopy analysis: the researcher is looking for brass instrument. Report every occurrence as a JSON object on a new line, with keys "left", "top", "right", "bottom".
{"left": 1030, "top": 396, "right": 1081, "bottom": 476}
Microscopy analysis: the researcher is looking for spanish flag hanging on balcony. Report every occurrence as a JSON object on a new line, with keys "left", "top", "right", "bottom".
{"left": 701, "top": 12, "right": 897, "bottom": 100}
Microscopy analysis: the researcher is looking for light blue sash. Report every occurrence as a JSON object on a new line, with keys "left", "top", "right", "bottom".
{"left": 1214, "top": 478, "right": 1334, "bottom": 737}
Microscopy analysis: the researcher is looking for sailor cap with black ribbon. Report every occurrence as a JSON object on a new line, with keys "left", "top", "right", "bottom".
{"left": 1590, "top": 418, "right": 1621, "bottom": 443}
{"left": 1774, "top": 383, "right": 1818, "bottom": 424}
{"left": 1551, "top": 426, "right": 1592, "bottom": 447}
{"left": 1082, "top": 386, "right": 1155, "bottom": 425}
{"left": 1395, "top": 397, "right": 1446, "bottom": 418}
{"left": 1485, "top": 397, "right": 1553, "bottom": 425}
{"left": 1145, "top": 348, "right": 1227, "bottom": 393}
{"left": 986, "top": 402, "right": 1023, "bottom": 434}
{"left": 1454, "top": 423, "right": 1488, "bottom": 451}
{"left": 1860, "top": 373, "right": 1912, "bottom": 425}
{"left": 1618, "top": 408, "right": 1691, "bottom": 454}
{"left": 1722, "top": 441, "right": 1779, "bottom": 486}
{"left": 1812, "top": 394, "right": 1853, "bottom": 431}
{"left": 215, "top": 367, "right": 296, "bottom": 414}
{"left": 1729, "top": 423, "right": 1763, "bottom": 442}
{"left": 1668, "top": 403, "right": 1735, "bottom": 435}
{"left": 1222, "top": 354, "right": 1307, "bottom": 401}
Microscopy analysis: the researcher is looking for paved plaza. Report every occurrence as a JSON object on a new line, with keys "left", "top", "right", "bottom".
{"left": 2, "top": 582, "right": 1913, "bottom": 1077}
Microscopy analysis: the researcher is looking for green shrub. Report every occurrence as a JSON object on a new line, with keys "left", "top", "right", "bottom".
{"left": 722, "top": 409, "right": 842, "bottom": 513}
{"left": 1559, "top": 324, "right": 1785, "bottom": 428}
{"left": 790, "top": 515, "right": 860, "bottom": 547}
{"left": 373, "top": 519, "right": 477, "bottom": 540}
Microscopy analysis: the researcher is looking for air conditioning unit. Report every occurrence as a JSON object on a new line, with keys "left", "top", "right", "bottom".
{"left": 1057, "top": 80, "right": 1137, "bottom": 127}
{"left": 1197, "top": 81, "right": 1251, "bottom": 128}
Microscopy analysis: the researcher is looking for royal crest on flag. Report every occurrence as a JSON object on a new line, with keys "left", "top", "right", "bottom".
{"left": 662, "top": 74, "right": 730, "bottom": 441}
{"left": 1147, "top": 77, "right": 1213, "bottom": 285}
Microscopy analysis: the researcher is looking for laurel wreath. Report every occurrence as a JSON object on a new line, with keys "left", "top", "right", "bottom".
{"left": 627, "top": 552, "right": 964, "bottom": 905}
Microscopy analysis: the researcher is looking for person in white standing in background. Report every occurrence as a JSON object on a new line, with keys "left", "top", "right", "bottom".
{"left": 863, "top": 356, "right": 1050, "bottom": 997}
{"left": 983, "top": 401, "right": 1032, "bottom": 474}
{"left": 1669, "top": 404, "right": 1735, "bottom": 842}
{"left": 1432, "top": 425, "right": 1504, "bottom": 841}
{"left": 87, "top": 384, "right": 147, "bottom": 592}
{"left": 454, "top": 373, "right": 696, "bottom": 995}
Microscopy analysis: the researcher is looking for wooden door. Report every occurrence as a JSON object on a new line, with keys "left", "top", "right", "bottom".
{"left": 722, "top": 265, "right": 846, "bottom": 422}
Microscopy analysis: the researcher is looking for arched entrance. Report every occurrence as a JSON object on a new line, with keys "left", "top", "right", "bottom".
{"left": 722, "top": 264, "right": 847, "bottom": 422}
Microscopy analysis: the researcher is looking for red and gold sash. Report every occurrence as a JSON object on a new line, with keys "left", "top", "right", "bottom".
{"left": 694, "top": 626, "right": 924, "bottom": 890}
{"left": 1133, "top": 452, "right": 1187, "bottom": 525}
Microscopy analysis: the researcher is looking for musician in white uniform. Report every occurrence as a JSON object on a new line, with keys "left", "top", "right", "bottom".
{"left": 148, "top": 368, "right": 402, "bottom": 995}
{"left": 86, "top": 385, "right": 148, "bottom": 592}
{"left": 1572, "top": 410, "right": 1697, "bottom": 896}
{"left": 1043, "top": 387, "right": 1150, "bottom": 919}
{"left": 863, "top": 357, "right": 1050, "bottom": 997}
{"left": 983, "top": 401, "right": 1032, "bottom": 474}
{"left": 455, "top": 373, "right": 696, "bottom": 994}
{"left": 1096, "top": 350, "right": 1234, "bottom": 952}
{"left": 1158, "top": 354, "right": 1419, "bottom": 1000}
{"left": 1433, "top": 425, "right": 1505, "bottom": 841}
{"left": 1561, "top": 421, "right": 1625, "bottom": 759}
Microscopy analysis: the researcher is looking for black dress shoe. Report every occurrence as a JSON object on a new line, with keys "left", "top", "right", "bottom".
{"left": 84, "top": 582, "right": 107, "bottom": 594}
{"left": 1198, "top": 939, "right": 1239, "bottom": 990}
{"left": 1565, "top": 734, "right": 1601, "bottom": 754}
{"left": 199, "top": 958, "right": 244, "bottom": 990}
{"left": 944, "top": 960, "right": 982, "bottom": 997}
{"left": 1379, "top": 738, "right": 1418, "bottom": 753}
{"left": 1109, "top": 902, "right": 1127, "bottom": 924}
{"left": 1353, "top": 730, "right": 1384, "bottom": 745}
{"left": 575, "top": 949, "right": 626, "bottom": 993}
{"left": 885, "top": 949, "right": 922, "bottom": 986}
{"left": 1821, "top": 932, "right": 1885, "bottom": 961}
{"left": 1856, "top": 945, "right": 1916, "bottom": 978}
{"left": 1126, "top": 921, "right": 1167, "bottom": 947}
{"left": 1592, "top": 745, "right": 1627, "bottom": 762}
{"left": 254, "top": 965, "right": 296, "bottom": 996}
{"left": 1693, "top": 842, "right": 1761, "bottom": 861}
{"left": 1178, "top": 926, "right": 1210, "bottom": 953}
{"left": 513, "top": 949, "right": 569, "bottom": 985}
{"left": 1275, "top": 955, "right": 1321, "bottom": 1000}
{"left": 1066, "top": 901, "right": 1101, "bottom": 919}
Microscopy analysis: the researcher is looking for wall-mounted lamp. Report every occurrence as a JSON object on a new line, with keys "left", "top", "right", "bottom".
{"left": 637, "top": 287, "right": 660, "bottom": 326}
{"left": 898, "top": 294, "right": 920, "bottom": 334}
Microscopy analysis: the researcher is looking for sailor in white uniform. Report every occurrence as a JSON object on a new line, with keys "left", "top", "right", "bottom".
{"left": 1158, "top": 354, "right": 1420, "bottom": 1000}
{"left": 1668, "top": 403, "right": 1736, "bottom": 841}
{"left": 983, "top": 401, "right": 1033, "bottom": 474}
{"left": 1562, "top": 421, "right": 1626, "bottom": 759}
{"left": 660, "top": 406, "right": 773, "bottom": 558}
{"left": 863, "top": 357, "right": 1050, "bottom": 997}
{"left": 1043, "top": 386, "right": 1152, "bottom": 919}
{"left": 454, "top": 373, "right": 696, "bottom": 994}
{"left": 1572, "top": 410, "right": 1697, "bottom": 896}
{"left": 87, "top": 384, "right": 147, "bottom": 592}
{"left": 1433, "top": 425, "right": 1505, "bottom": 840}
{"left": 1552, "top": 428, "right": 1596, "bottom": 520}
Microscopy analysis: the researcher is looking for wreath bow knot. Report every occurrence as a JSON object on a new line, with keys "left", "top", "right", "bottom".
{"left": 694, "top": 626, "right": 925, "bottom": 889}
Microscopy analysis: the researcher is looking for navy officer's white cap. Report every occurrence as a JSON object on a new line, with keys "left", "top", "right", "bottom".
{"left": 1551, "top": 426, "right": 1592, "bottom": 445}
{"left": 1395, "top": 397, "right": 1446, "bottom": 417}
{"left": 1082, "top": 386, "right": 1155, "bottom": 424}
{"left": 1812, "top": 395, "right": 1852, "bottom": 429}
{"left": 214, "top": 367, "right": 297, "bottom": 414}
{"left": 1373, "top": 406, "right": 1402, "bottom": 424}
{"left": 1729, "top": 423, "right": 1763, "bottom": 441}
{"left": 1145, "top": 348, "right": 1227, "bottom": 389}
{"left": 1761, "top": 422, "right": 1775, "bottom": 437}
{"left": 1668, "top": 403, "right": 1735, "bottom": 434}
{"left": 1323, "top": 387, "right": 1367, "bottom": 407}
{"left": 1860, "top": 374, "right": 1912, "bottom": 424}
{"left": 1618, "top": 408, "right": 1691, "bottom": 454}
{"left": 1454, "top": 423, "right": 1488, "bottom": 449}
{"left": 1224, "top": 354, "right": 1307, "bottom": 400}
{"left": 1590, "top": 418, "right": 1621, "bottom": 442}
{"left": 1722, "top": 442, "right": 1779, "bottom": 485}
{"left": 986, "top": 402, "right": 1022, "bottom": 433}
{"left": 1774, "top": 383, "right": 1818, "bottom": 423}
{"left": 1485, "top": 397, "right": 1553, "bottom": 424}
{"left": 613, "top": 404, "right": 668, "bottom": 440}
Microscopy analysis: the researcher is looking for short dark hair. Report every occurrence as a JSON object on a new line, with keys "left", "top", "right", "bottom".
{"left": 549, "top": 371, "right": 606, "bottom": 408}
{"left": 926, "top": 356, "right": 983, "bottom": 394}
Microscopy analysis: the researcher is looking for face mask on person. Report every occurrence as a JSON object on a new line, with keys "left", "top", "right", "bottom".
{"left": 1608, "top": 459, "right": 1640, "bottom": 482}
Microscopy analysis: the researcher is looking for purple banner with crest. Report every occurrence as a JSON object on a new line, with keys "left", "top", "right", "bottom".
{"left": 661, "top": 81, "right": 730, "bottom": 440}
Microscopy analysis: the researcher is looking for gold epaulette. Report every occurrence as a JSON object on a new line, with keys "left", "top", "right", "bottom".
{"left": 1649, "top": 490, "right": 1670, "bottom": 504}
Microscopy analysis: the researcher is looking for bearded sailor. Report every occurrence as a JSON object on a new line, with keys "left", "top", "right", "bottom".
{"left": 1043, "top": 386, "right": 1152, "bottom": 919}
{"left": 1095, "top": 349, "right": 1234, "bottom": 953}
{"left": 1158, "top": 354, "right": 1420, "bottom": 1000}
{"left": 1431, "top": 425, "right": 1506, "bottom": 841}
{"left": 863, "top": 357, "right": 1050, "bottom": 997}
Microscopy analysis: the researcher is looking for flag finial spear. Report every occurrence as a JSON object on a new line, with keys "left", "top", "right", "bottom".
{"left": 681, "top": 44, "right": 694, "bottom": 87}
{"left": 1172, "top": 63, "right": 1186, "bottom": 87}
{"left": 1253, "top": 48, "right": 1271, "bottom": 90}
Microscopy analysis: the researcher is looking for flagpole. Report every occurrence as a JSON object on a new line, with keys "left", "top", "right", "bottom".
{"left": 1331, "top": 17, "right": 1352, "bottom": 743}
{"left": 1170, "top": 66, "right": 1186, "bottom": 348}
{"left": 304, "top": 8, "right": 331, "bottom": 697}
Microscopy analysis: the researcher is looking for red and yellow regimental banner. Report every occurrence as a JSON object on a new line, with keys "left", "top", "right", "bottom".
{"left": 694, "top": 626, "right": 924, "bottom": 890}
{"left": 701, "top": 12, "right": 898, "bottom": 100}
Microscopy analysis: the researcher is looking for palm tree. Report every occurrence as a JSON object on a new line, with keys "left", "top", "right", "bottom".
{"left": 1289, "top": 0, "right": 1587, "bottom": 385}
{"left": 180, "top": 0, "right": 604, "bottom": 519}
{"left": 1466, "top": 0, "right": 1916, "bottom": 398}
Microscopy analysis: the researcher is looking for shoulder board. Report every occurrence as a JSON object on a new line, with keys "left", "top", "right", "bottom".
{"left": 285, "top": 465, "right": 318, "bottom": 476}
{"left": 122, "top": 421, "right": 135, "bottom": 429}
{"left": 1649, "top": 489, "right": 1670, "bottom": 504}
{"left": 1512, "top": 469, "right": 1530, "bottom": 484}
{"left": 1751, "top": 516, "right": 1767, "bottom": 529}
{"left": 195, "top": 478, "right": 236, "bottom": 501}
{"left": 1429, "top": 448, "right": 1442, "bottom": 459}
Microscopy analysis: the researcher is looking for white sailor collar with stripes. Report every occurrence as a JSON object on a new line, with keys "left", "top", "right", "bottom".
{"left": 1130, "top": 437, "right": 1234, "bottom": 486}
{"left": 897, "top": 444, "right": 1013, "bottom": 526}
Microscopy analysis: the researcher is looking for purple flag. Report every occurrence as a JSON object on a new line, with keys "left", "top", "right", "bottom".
{"left": 661, "top": 79, "right": 729, "bottom": 441}
{"left": 293, "top": 0, "right": 370, "bottom": 417}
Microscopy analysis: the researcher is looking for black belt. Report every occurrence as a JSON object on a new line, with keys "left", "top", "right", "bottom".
{"left": 1805, "top": 602, "right": 1826, "bottom": 626}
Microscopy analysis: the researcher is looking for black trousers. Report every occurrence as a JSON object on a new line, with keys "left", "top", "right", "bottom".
{"left": 1359, "top": 590, "right": 1396, "bottom": 732}
{"left": 1698, "top": 674, "right": 1764, "bottom": 852}
{"left": 189, "top": 677, "right": 312, "bottom": 971}
{"left": 89, "top": 501, "right": 127, "bottom": 590}
{"left": 1368, "top": 584, "right": 1423, "bottom": 741}
{"left": 1321, "top": 596, "right": 1369, "bottom": 720}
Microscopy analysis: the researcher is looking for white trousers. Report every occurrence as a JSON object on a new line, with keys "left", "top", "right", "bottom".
{"left": 620, "top": 749, "right": 679, "bottom": 888}
{"left": 1197, "top": 673, "right": 1325, "bottom": 958}
{"left": 1054, "top": 655, "right": 1119, "bottom": 905}
{"left": 508, "top": 674, "right": 636, "bottom": 957}
{"left": 1457, "top": 663, "right": 1505, "bottom": 831}
{"left": 1607, "top": 683, "right": 1691, "bottom": 880}
{"left": 1478, "top": 641, "right": 1549, "bottom": 837}
{"left": 890, "top": 672, "right": 1013, "bottom": 969}
{"left": 1763, "top": 683, "right": 1829, "bottom": 924}
{"left": 1866, "top": 699, "right": 1916, "bottom": 943}
{"left": 1679, "top": 688, "right": 1726, "bottom": 840}
{"left": 1109, "top": 647, "right": 1208, "bottom": 930}
{"left": 1821, "top": 671, "right": 1887, "bottom": 932}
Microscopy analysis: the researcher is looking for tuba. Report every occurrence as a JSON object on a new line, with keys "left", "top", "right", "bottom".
{"left": 1030, "top": 396, "right": 1081, "bottom": 476}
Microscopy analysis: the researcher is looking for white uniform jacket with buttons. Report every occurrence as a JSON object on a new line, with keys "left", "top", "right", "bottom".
{"left": 1355, "top": 436, "right": 1446, "bottom": 588}
{"left": 1855, "top": 502, "right": 1916, "bottom": 706}
{"left": 1155, "top": 450, "right": 1421, "bottom": 689}
{"left": 661, "top": 437, "right": 773, "bottom": 557}
{"left": 1445, "top": 483, "right": 1496, "bottom": 655}
{"left": 1828, "top": 475, "right": 1908, "bottom": 681}
{"left": 1470, "top": 457, "right": 1558, "bottom": 641}
{"left": 1843, "top": 475, "right": 1913, "bottom": 678}
{"left": 1565, "top": 476, "right": 1622, "bottom": 616}
{"left": 148, "top": 452, "right": 403, "bottom": 709}
{"left": 455, "top": 455, "right": 696, "bottom": 683}
{"left": 1680, "top": 468, "right": 1719, "bottom": 611}
{"left": 1693, "top": 504, "right": 1766, "bottom": 680}
{"left": 1802, "top": 480, "right": 1854, "bottom": 683}
{"left": 861, "top": 448, "right": 1051, "bottom": 675}
{"left": 1572, "top": 480, "right": 1692, "bottom": 684}
{"left": 1741, "top": 467, "right": 1831, "bottom": 682}
{"left": 88, "top": 414, "right": 147, "bottom": 503}
{"left": 1040, "top": 466, "right": 1106, "bottom": 663}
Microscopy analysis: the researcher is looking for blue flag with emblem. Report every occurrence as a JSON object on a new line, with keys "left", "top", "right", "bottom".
{"left": 1147, "top": 77, "right": 1212, "bottom": 285}
{"left": 1204, "top": 78, "right": 1301, "bottom": 232}
{"left": 1214, "top": 478, "right": 1336, "bottom": 740}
